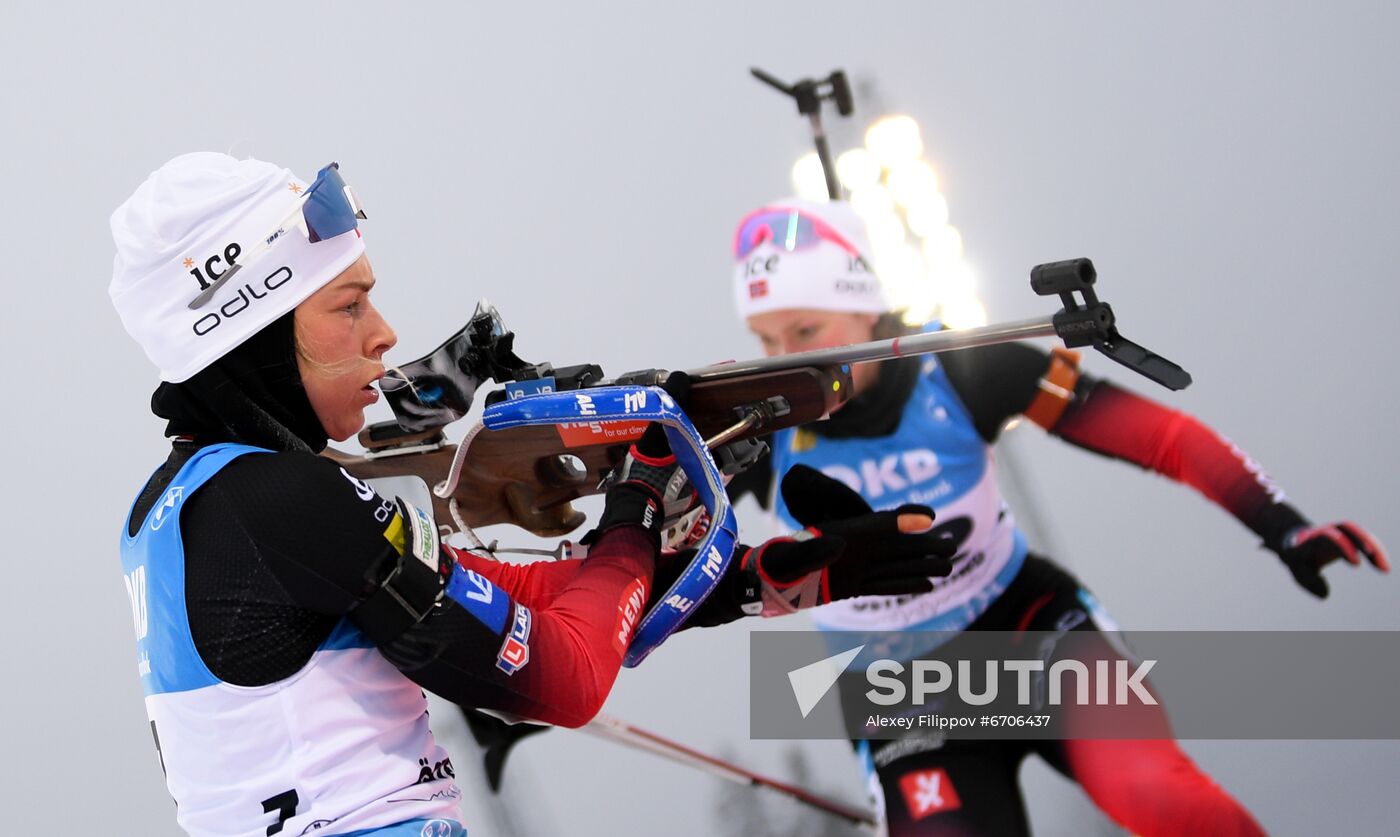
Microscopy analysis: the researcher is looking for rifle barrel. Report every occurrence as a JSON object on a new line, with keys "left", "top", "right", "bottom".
{"left": 685, "top": 315, "right": 1057, "bottom": 382}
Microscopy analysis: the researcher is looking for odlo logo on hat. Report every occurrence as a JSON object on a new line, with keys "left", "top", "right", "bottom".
{"left": 190, "top": 266, "right": 294, "bottom": 336}
{"left": 834, "top": 254, "right": 879, "bottom": 297}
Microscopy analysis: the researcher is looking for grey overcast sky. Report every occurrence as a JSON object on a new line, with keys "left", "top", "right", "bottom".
{"left": 2, "top": 2, "right": 1396, "bottom": 834}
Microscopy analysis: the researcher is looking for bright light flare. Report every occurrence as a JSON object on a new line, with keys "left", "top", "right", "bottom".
{"left": 865, "top": 115, "right": 924, "bottom": 169}
{"left": 785, "top": 112, "right": 989, "bottom": 331}
{"left": 901, "top": 285, "right": 941, "bottom": 327}
{"left": 886, "top": 159, "right": 939, "bottom": 209}
{"left": 940, "top": 296, "right": 988, "bottom": 329}
{"left": 922, "top": 224, "right": 964, "bottom": 268}
{"left": 836, "top": 148, "right": 881, "bottom": 189}
{"left": 873, "top": 243, "right": 925, "bottom": 299}
{"left": 945, "top": 262, "right": 977, "bottom": 297}
{"left": 864, "top": 210, "right": 907, "bottom": 255}
{"left": 848, "top": 183, "right": 895, "bottom": 220}
{"left": 790, "top": 152, "right": 830, "bottom": 201}
{"left": 905, "top": 194, "right": 950, "bottom": 238}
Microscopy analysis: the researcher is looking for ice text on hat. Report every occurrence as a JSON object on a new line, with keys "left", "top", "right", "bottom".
{"left": 184, "top": 242, "right": 243, "bottom": 292}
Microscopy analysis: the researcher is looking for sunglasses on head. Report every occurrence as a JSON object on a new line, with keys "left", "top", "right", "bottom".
{"left": 733, "top": 207, "right": 860, "bottom": 260}
{"left": 188, "top": 162, "right": 366, "bottom": 309}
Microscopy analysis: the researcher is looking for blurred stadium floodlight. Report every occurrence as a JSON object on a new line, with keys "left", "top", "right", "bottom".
{"left": 790, "top": 113, "right": 987, "bottom": 329}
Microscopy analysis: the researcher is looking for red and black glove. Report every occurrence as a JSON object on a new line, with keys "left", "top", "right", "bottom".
{"left": 589, "top": 371, "right": 769, "bottom": 552}
{"left": 1270, "top": 521, "right": 1390, "bottom": 599}
{"left": 584, "top": 422, "right": 682, "bottom": 551}
{"left": 585, "top": 373, "right": 700, "bottom": 551}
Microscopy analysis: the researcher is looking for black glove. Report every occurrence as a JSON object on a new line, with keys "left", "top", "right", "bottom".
{"left": 1270, "top": 521, "right": 1390, "bottom": 599}
{"left": 745, "top": 464, "right": 955, "bottom": 613}
{"left": 677, "top": 465, "right": 956, "bottom": 625}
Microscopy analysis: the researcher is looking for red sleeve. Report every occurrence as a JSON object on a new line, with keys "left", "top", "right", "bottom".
{"left": 451, "top": 547, "right": 584, "bottom": 608}
{"left": 1050, "top": 382, "right": 1305, "bottom": 543}
{"left": 394, "top": 527, "right": 653, "bottom": 729}
{"left": 503, "top": 527, "right": 652, "bottom": 727}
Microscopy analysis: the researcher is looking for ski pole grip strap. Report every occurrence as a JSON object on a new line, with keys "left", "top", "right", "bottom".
{"left": 481, "top": 385, "right": 739, "bottom": 667}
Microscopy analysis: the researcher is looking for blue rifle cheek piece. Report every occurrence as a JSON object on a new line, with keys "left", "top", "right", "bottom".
{"left": 481, "top": 386, "right": 739, "bottom": 667}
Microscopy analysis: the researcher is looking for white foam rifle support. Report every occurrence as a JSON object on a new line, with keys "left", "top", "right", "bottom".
{"left": 478, "top": 386, "right": 739, "bottom": 667}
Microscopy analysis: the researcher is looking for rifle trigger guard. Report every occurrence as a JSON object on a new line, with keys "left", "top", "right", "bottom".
{"left": 480, "top": 385, "right": 740, "bottom": 667}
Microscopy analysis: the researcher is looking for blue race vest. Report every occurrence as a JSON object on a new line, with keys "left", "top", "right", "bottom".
{"left": 119, "top": 443, "right": 463, "bottom": 836}
{"left": 770, "top": 356, "right": 1028, "bottom": 643}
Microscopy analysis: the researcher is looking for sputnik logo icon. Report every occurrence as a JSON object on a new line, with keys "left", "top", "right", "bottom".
{"left": 786, "top": 645, "right": 864, "bottom": 718}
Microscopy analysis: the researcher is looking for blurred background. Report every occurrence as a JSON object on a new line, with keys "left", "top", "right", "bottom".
{"left": 3, "top": 2, "right": 1396, "bottom": 834}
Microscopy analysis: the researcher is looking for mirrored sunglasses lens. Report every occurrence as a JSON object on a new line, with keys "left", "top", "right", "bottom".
{"left": 737, "top": 212, "right": 781, "bottom": 257}
{"left": 737, "top": 211, "right": 821, "bottom": 257}
{"left": 303, "top": 166, "right": 360, "bottom": 243}
{"left": 778, "top": 212, "right": 817, "bottom": 251}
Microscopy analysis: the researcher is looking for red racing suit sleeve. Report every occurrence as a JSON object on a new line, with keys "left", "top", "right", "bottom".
{"left": 454, "top": 542, "right": 743, "bottom": 633}
{"left": 1050, "top": 380, "right": 1307, "bottom": 546}
{"left": 939, "top": 342, "right": 1309, "bottom": 548}
{"left": 453, "top": 548, "right": 584, "bottom": 608}
{"left": 383, "top": 528, "right": 654, "bottom": 729}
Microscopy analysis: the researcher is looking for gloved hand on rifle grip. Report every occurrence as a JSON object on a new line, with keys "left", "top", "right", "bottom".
{"left": 584, "top": 372, "right": 704, "bottom": 550}
{"left": 589, "top": 372, "right": 769, "bottom": 552}
{"left": 583, "top": 421, "right": 682, "bottom": 551}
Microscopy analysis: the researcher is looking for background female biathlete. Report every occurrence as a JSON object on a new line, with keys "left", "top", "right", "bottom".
{"left": 724, "top": 198, "right": 1388, "bottom": 836}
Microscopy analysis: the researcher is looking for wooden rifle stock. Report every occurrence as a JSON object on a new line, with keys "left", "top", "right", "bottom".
{"left": 325, "top": 364, "right": 852, "bottom": 537}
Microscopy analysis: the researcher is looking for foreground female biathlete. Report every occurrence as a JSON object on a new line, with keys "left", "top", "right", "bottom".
{"left": 109, "top": 154, "right": 954, "bottom": 836}
{"left": 725, "top": 198, "right": 1389, "bottom": 836}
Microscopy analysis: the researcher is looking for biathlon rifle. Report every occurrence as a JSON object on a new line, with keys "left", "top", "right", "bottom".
{"left": 326, "top": 258, "right": 1190, "bottom": 541}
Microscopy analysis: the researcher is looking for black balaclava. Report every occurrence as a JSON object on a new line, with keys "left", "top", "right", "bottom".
{"left": 151, "top": 310, "right": 329, "bottom": 453}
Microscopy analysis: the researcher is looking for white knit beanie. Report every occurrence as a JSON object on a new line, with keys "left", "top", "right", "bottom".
{"left": 109, "top": 152, "right": 365, "bottom": 382}
{"left": 732, "top": 197, "right": 890, "bottom": 318}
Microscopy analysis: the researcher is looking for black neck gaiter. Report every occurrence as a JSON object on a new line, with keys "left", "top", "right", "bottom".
{"left": 811, "top": 355, "right": 921, "bottom": 440}
{"left": 150, "top": 311, "right": 329, "bottom": 453}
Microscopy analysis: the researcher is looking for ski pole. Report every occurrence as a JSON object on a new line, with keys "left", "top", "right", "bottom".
{"left": 583, "top": 712, "right": 878, "bottom": 829}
